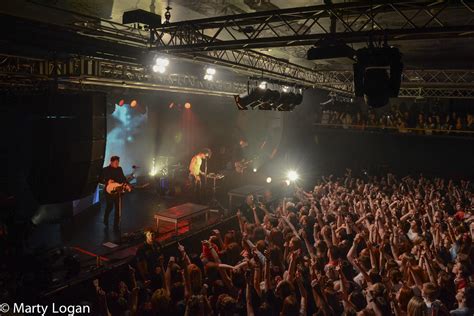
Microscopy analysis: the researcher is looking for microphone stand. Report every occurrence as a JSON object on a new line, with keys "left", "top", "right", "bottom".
{"left": 204, "top": 158, "right": 208, "bottom": 194}
{"left": 116, "top": 190, "right": 123, "bottom": 243}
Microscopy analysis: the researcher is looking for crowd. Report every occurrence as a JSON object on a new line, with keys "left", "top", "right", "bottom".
{"left": 318, "top": 109, "right": 474, "bottom": 135}
{"left": 93, "top": 170, "right": 474, "bottom": 316}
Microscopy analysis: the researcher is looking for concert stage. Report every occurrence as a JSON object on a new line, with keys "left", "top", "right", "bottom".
{"left": 26, "top": 185, "right": 233, "bottom": 297}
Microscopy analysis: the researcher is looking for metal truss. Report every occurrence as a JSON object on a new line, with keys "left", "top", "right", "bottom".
{"left": 70, "top": 17, "right": 339, "bottom": 89}
{"left": 321, "top": 69, "right": 474, "bottom": 87}
{"left": 179, "top": 49, "right": 348, "bottom": 89}
{"left": 398, "top": 87, "right": 474, "bottom": 99}
{"left": 65, "top": 5, "right": 474, "bottom": 96}
{"left": 319, "top": 69, "right": 474, "bottom": 98}
{"left": 2, "top": 54, "right": 473, "bottom": 98}
{"left": 0, "top": 55, "right": 247, "bottom": 97}
{"left": 151, "top": 0, "right": 474, "bottom": 53}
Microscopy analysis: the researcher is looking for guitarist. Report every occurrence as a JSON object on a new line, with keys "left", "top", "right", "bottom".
{"left": 101, "top": 156, "right": 131, "bottom": 230}
{"left": 189, "top": 149, "right": 211, "bottom": 199}
{"left": 233, "top": 139, "right": 250, "bottom": 174}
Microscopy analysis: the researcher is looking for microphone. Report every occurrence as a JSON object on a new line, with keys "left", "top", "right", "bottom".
{"left": 132, "top": 165, "right": 140, "bottom": 169}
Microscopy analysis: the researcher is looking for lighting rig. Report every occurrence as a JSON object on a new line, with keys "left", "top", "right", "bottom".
{"left": 234, "top": 79, "right": 304, "bottom": 111}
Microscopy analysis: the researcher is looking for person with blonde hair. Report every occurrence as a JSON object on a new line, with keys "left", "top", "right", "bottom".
{"left": 407, "top": 296, "right": 427, "bottom": 316}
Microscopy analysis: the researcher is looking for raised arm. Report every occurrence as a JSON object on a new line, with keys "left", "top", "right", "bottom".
{"left": 245, "top": 270, "right": 256, "bottom": 316}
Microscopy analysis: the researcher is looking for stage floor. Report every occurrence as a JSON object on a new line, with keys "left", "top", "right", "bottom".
{"left": 27, "top": 187, "right": 227, "bottom": 264}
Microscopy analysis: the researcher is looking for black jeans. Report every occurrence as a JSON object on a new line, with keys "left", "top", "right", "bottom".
{"left": 104, "top": 193, "right": 121, "bottom": 227}
{"left": 189, "top": 174, "right": 203, "bottom": 203}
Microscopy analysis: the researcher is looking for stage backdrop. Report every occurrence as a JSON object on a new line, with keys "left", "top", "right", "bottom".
{"left": 104, "top": 89, "right": 473, "bottom": 183}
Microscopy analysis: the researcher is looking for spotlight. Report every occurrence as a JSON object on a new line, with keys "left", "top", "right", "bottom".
{"left": 234, "top": 89, "right": 261, "bottom": 110}
{"left": 258, "top": 81, "right": 267, "bottom": 90}
{"left": 149, "top": 158, "right": 157, "bottom": 176}
{"left": 287, "top": 170, "right": 298, "bottom": 182}
{"left": 130, "top": 100, "right": 138, "bottom": 108}
{"left": 153, "top": 56, "right": 170, "bottom": 74}
{"left": 253, "top": 168, "right": 257, "bottom": 173}
{"left": 206, "top": 67, "right": 216, "bottom": 75}
{"left": 204, "top": 74, "right": 214, "bottom": 81}
{"left": 156, "top": 57, "right": 170, "bottom": 67}
{"left": 204, "top": 67, "right": 216, "bottom": 81}
{"left": 277, "top": 92, "right": 303, "bottom": 111}
{"left": 153, "top": 65, "right": 166, "bottom": 73}
{"left": 256, "top": 89, "right": 280, "bottom": 110}
{"left": 184, "top": 102, "right": 191, "bottom": 109}
{"left": 266, "top": 177, "right": 272, "bottom": 183}
{"left": 282, "top": 86, "right": 289, "bottom": 93}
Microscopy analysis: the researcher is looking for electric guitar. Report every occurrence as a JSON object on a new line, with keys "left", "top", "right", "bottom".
{"left": 234, "top": 158, "right": 255, "bottom": 174}
{"left": 105, "top": 180, "right": 150, "bottom": 194}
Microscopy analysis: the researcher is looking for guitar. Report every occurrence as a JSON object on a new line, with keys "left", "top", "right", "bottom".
{"left": 234, "top": 158, "right": 255, "bottom": 174}
{"left": 190, "top": 171, "right": 205, "bottom": 184}
{"left": 105, "top": 180, "right": 150, "bottom": 194}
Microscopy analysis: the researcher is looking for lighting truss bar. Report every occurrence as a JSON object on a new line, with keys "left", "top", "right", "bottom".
{"left": 318, "top": 69, "right": 474, "bottom": 98}
{"left": 321, "top": 70, "right": 474, "bottom": 87}
{"left": 151, "top": 1, "right": 474, "bottom": 52}
{"left": 0, "top": 55, "right": 247, "bottom": 97}
{"left": 397, "top": 88, "right": 474, "bottom": 99}
{"left": 56, "top": 8, "right": 474, "bottom": 94}
{"left": 179, "top": 50, "right": 344, "bottom": 88}
{"left": 2, "top": 54, "right": 474, "bottom": 99}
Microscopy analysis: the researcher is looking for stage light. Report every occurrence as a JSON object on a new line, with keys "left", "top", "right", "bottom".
{"left": 130, "top": 100, "right": 138, "bottom": 108}
{"left": 253, "top": 168, "right": 257, "bottom": 173}
{"left": 149, "top": 158, "right": 158, "bottom": 176}
{"left": 207, "top": 67, "right": 216, "bottom": 75}
{"left": 282, "top": 86, "right": 289, "bottom": 93}
{"left": 234, "top": 89, "right": 260, "bottom": 110}
{"left": 258, "top": 89, "right": 280, "bottom": 110}
{"left": 287, "top": 170, "right": 299, "bottom": 182}
{"left": 153, "top": 56, "right": 170, "bottom": 74}
{"left": 204, "top": 68, "right": 215, "bottom": 81}
{"left": 266, "top": 177, "right": 272, "bottom": 183}
{"left": 153, "top": 64, "right": 166, "bottom": 73}
{"left": 156, "top": 57, "right": 170, "bottom": 67}
{"left": 184, "top": 102, "right": 191, "bottom": 109}
{"left": 258, "top": 81, "right": 267, "bottom": 89}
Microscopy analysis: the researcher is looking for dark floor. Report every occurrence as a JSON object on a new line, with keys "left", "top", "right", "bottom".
{"left": 27, "top": 183, "right": 236, "bottom": 262}
{"left": 18, "top": 177, "right": 275, "bottom": 296}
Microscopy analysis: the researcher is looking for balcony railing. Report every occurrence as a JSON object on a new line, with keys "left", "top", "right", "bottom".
{"left": 314, "top": 123, "right": 474, "bottom": 137}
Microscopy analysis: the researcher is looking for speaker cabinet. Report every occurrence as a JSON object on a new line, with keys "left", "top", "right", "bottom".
{"left": 5, "top": 90, "right": 106, "bottom": 204}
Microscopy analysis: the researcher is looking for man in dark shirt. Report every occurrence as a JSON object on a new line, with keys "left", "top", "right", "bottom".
{"left": 232, "top": 139, "right": 249, "bottom": 169}
{"left": 240, "top": 194, "right": 265, "bottom": 224}
{"left": 101, "top": 156, "right": 130, "bottom": 230}
{"left": 136, "top": 229, "right": 162, "bottom": 282}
